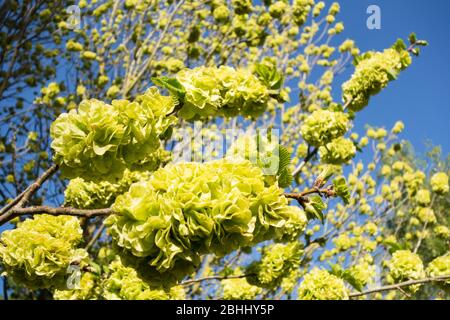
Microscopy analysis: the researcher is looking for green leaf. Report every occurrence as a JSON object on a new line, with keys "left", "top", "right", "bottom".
{"left": 411, "top": 48, "right": 420, "bottom": 57}
{"left": 277, "top": 145, "right": 291, "bottom": 173}
{"left": 304, "top": 195, "right": 326, "bottom": 222}
{"left": 152, "top": 76, "right": 186, "bottom": 99}
{"left": 254, "top": 63, "right": 284, "bottom": 89}
{"left": 314, "top": 166, "right": 335, "bottom": 188}
{"left": 332, "top": 176, "right": 350, "bottom": 205}
{"left": 392, "top": 38, "right": 406, "bottom": 52}
{"left": 329, "top": 263, "right": 363, "bottom": 292}
{"left": 385, "top": 68, "right": 399, "bottom": 81}
{"left": 276, "top": 145, "right": 293, "bottom": 188}
{"left": 408, "top": 32, "right": 417, "bottom": 44}
{"left": 415, "top": 40, "right": 428, "bottom": 46}
{"left": 383, "top": 238, "right": 406, "bottom": 254}
{"left": 278, "top": 167, "right": 293, "bottom": 188}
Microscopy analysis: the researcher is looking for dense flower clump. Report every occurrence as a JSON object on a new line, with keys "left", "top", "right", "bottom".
{"left": 106, "top": 159, "right": 307, "bottom": 281}
{"left": 176, "top": 66, "right": 270, "bottom": 120}
{"left": 50, "top": 87, "right": 175, "bottom": 181}
{"left": 64, "top": 169, "right": 152, "bottom": 209}
{"left": 248, "top": 242, "right": 303, "bottom": 288}
{"left": 297, "top": 268, "right": 348, "bottom": 300}
{"left": 0, "top": 215, "right": 87, "bottom": 289}
{"left": 426, "top": 255, "right": 450, "bottom": 289}
{"left": 53, "top": 272, "right": 100, "bottom": 300}
{"left": 319, "top": 137, "right": 356, "bottom": 164}
{"left": 300, "top": 110, "right": 349, "bottom": 147}
{"left": 55, "top": 257, "right": 186, "bottom": 300}
{"left": 430, "top": 172, "right": 449, "bottom": 195}
{"left": 342, "top": 44, "right": 412, "bottom": 111}
{"left": 387, "top": 250, "right": 425, "bottom": 292}
{"left": 222, "top": 277, "right": 262, "bottom": 300}
{"left": 102, "top": 258, "right": 185, "bottom": 300}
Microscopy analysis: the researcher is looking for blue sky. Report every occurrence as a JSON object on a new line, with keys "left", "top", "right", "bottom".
{"left": 1, "top": 0, "right": 449, "bottom": 298}
{"left": 328, "top": 0, "right": 450, "bottom": 154}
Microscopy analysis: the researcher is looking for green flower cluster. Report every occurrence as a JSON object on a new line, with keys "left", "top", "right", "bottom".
{"left": 102, "top": 258, "right": 185, "bottom": 300}
{"left": 426, "top": 255, "right": 450, "bottom": 289}
{"left": 106, "top": 159, "right": 307, "bottom": 281}
{"left": 430, "top": 172, "right": 449, "bottom": 195}
{"left": 415, "top": 189, "right": 431, "bottom": 206}
{"left": 387, "top": 250, "right": 425, "bottom": 292}
{"left": 222, "top": 277, "right": 262, "bottom": 300}
{"left": 50, "top": 87, "right": 176, "bottom": 181}
{"left": 348, "top": 262, "right": 376, "bottom": 288}
{"left": 292, "top": 0, "right": 315, "bottom": 26}
{"left": 0, "top": 215, "right": 87, "bottom": 289}
{"left": 64, "top": 169, "right": 152, "bottom": 209}
{"left": 53, "top": 272, "right": 100, "bottom": 300}
{"left": 415, "top": 207, "right": 436, "bottom": 224}
{"left": 300, "top": 110, "right": 349, "bottom": 147}
{"left": 248, "top": 242, "right": 303, "bottom": 288}
{"left": 342, "top": 44, "right": 412, "bottom": 111}
{"left": 297, "top": 268, "right": 349, "bottom": 300}
{"left": 176, "top": 66, "right": 270, "bottom": 120}
{"left": 319, "top": 137, "right": 356, "bottom": 164}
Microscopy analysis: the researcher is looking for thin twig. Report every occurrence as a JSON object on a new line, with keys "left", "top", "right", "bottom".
{"left": 85, "top": 224, "right": 107, "bottom": 251}
{"left": 349, "top": 275, "right": 450, "bottom": 298}
{"left": 181, "top": 273, "right": 254, "bottom": 286}
{"left": 16, "top": 164, "right": 59, "bottom": 208}
{"left": 0, "top": 164, "right": 59, "bottom": 223}
{"left": 292, "top": 147, "right": 318, "bottom": 177}
{"left": 0, "top": 206, "right": 113, "bottom": 226}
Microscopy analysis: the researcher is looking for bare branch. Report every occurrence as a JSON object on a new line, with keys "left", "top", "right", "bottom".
{"left": 284, "top": 186, "right": 336, "bottom": 206}
{"left": 292, "top": 147, "right": 318, "bottom": 177}
{"left": 181, "top": 273, "right": 255, "bottom": 286}
{"left": 349, "top": 275, "right": 450, "bottom": 298}
{"left": 16, "top": 164, "right": 59, "bottom": 208}
{"left": 0, "top": 206, "right": 113, "bottom": 226}
{"left": 0, "top": 164, "right": 59, "bottom": 215}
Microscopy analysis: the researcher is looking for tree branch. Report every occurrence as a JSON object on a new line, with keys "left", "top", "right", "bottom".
{"left": 284, "top": 186, "right": 335, "bottom": 205}
{"left": 0, "top": 164, "right": 59, "bottom": 215}
{"left": 292, "top": 147, "right": 318, "bottom": 177}
{"left": 16, "top": 164, "right": 59, "bottom": 208}
{"left": 0, "top": 164, "right": 59, "bottom": 224}
{"left": 0, "top": 206, "right": 113, "bottom": 226}
{"left": 180, "top": 273, "right": 255, "bottom": 286}
{"left": 349, "top": 275, "right": 450, "bottom": 298}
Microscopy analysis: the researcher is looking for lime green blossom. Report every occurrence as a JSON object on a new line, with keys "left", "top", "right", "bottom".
{"left": 430, "top": 172, "right": 449, "bottom": 195}
{"left": 222, "top": 277, "right": 262, "bottom": 300}
{"left": 102, "top": 258, "right": 184, "bottom": 300}
{"left": 176, "top": 66, "right": 269, "bottom": 120}
{"left": 298, "top": 268, "right": 349, "bottom": 300}
{"left": 50, "top": 88, "right": 175, "bottom": 181}
{"left": 434, "top": 225, "right": 450, "bottom": 239}
{"left": 416, "top": 207, "right": 436, "bottom": 224}
{"left": 0, "top": 215, "right": 87, "bottom": 290}
{"left": 64, "top": 170, "right": 152, "bottom": 209}
{"left": 319, "top": 137, "right": 356, "bottom": 164}
{"left": 300, "top": 110, "right": 349, "bottom": 147}
{"left": 342, "top": 44, "right": 412, "bottom": 111}
{"left": 426, "top": 255, "right": 450, "bottom": 288}
{"left": 248, "top": 242, "right": 303, "bottom": 288}
{"left": 348, "top": 262, "right": 376, "bottom": 288}
{"left": 54, "top": 272, "right": 100, "bottom": 300}
{"left": 107, "top": 159, "right": 307, "bottom": 280}
{"left": 387, "top": 250, "right": 425, "bottom": 292}
{"left": 416, "top": 189, "right": 431, "bottom": 206}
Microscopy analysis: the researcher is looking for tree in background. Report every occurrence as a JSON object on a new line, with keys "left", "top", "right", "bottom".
{"left": 0, "top": 0, "right": 448, "bottom": 300}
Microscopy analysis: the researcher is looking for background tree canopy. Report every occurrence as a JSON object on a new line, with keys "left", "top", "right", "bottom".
{"left": 0, "top": 0, "right": 448, "bottom": 300}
